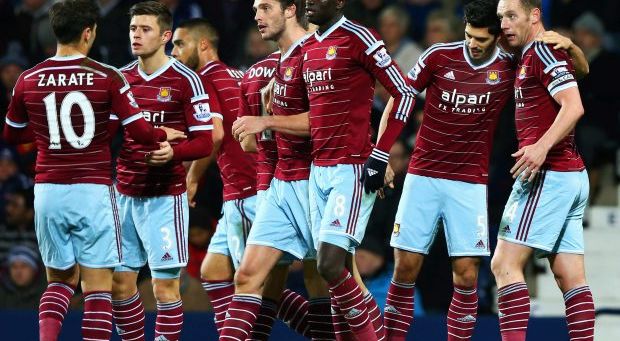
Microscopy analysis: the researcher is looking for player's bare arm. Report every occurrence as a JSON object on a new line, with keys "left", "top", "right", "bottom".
{"left": 159, "top": 126, "right": 187, "bottom": 141}
{"left": 232, "top": 112, "right": 310, "bottom": 141}
{"left": 185, "top": 116, "right": 224, "bottom": 207}
{"left": 510, "top": 86, "right": 584, "bottom": 181}
{"left": 375, "top": 96, "right": 397, "bottom": 190}
{"left": 537, "top": 31, "right": 589, "bottom": 79}
{"left": 239, "top": 134, "right": 258, "bottom": 153}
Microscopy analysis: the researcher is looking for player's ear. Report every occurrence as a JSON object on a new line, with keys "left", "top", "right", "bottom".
{"left": 83, "top": 25, "right": 95, "bottom": 44}
{"left": 284, "top": 4, "right": 295, "bottom": 20}
{"left": 335, "top": 0, "right": 345, "bottom": 11}
{"left": 162, "top": 30, "right": 173, "bottom": 44}
{"left": 200, "top": 38, "right": 209, "bottom": 52}
{"left": 529, "top": 7, "right": 541, "bottom": 24}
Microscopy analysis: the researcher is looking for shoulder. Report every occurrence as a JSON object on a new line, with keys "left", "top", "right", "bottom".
{"left": 418, "top": 41, "right": 463, "bottom": 66}
{"left": 339, "top": 19, "right": 383, "bottom": 53}
{"left": 531, "top": 41, "right": 570, "bottom": 69}
{"left": 86, "top": 58, "right": 130, "bottom": 90}
{"left": 118, "top": 60, "right": 139, "bottom": 74}
{"left": 170, "top": 59, "right": 206, "bottom": 95}
{"left": 249, "top": 52, "right": 279, "bottom": 71}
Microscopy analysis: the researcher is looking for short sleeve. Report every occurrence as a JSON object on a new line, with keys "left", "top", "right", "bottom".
{"left": 5, "top": 74, "right": 29, "bottom": 128}
{"left": 109, "top": 69, "right": 143, "bottom": 126}
{"left": 533, "top": 42, "right": 577, "bottom": 97}
{"left": 407, "top": 45, "right": 439, "bottom": 94}
{"left": 179, "top": 69, "right": 220, "bottom": 134}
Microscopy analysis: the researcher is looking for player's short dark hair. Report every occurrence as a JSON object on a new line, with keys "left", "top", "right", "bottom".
{"left": 177, "top": 19, "right": 220, "bottom": 50}
{"left": 129, "top": 1, "right": 173, "bottom": 33}
{"left": 49, "top": 0, "right": 100, "bottom": 44}
{"left": 520, "top": 0, "right": 542, "bottom": 11}
{"left": 277, "top": 0, "right": 309, "bottom": 30}
{"left": 464, "top": 0, "right": 501, "bottom": 36}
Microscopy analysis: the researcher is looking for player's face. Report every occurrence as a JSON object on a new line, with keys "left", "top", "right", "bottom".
{"left": 171, "top": 28, "right": 200, "bottom": 71}
{"left": 129, "top": 15, "right": 171, "bottom": 57}
{"left": 253, "top": 0, "right": 286, "bottom": 41}
{"left": 497, "top": 0, "right": 533, "bottom": 48}
{"left": 305, "top": 0, "right": 341, "bottom": 26}
{"left": 464, "top": 24, "right": 498, "bottom": 61}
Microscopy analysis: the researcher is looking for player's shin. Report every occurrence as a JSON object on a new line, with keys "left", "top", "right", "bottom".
{"left": 447, "top": 258, "right": 480, "bottom": 341}
{"left": 251, "top": 264, "right": 289, "bottom": 340}
{"left": 39, "top": 281, "right": 76, "bottom": 341}
{"left": 304, "top": 260, "right": 336, "bottom": 340}
{"left": 201, "top": 253, "right": 235, "bottom": 333}
{"left": 152, "top": 276, "right": 183, "bottom": 341}
{"left": 319, "top": 247, "right": 377, "bottom": 340}
{"left": 112, "top": 271, "right": 145, "bottom": 341}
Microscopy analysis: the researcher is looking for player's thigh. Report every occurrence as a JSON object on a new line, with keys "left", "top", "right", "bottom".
{"left": 137, "top": 194, "right": 189, "bottom": 272}
{"left": 302, "top": 259, "right": 330, "bottom": 298}
{"left": 262, "top": 264, "right": 290, "bottom": 301}
{"left": 236, "top": 244, "right": 283, "bottom": 290}
{"left": 207, "top": 209, "right": 231, "bottom": 259}
{"left": 549, "top": 170, "right": 589, "bottom": 256}
{"left": 391, "top": 174, "right": 443, "bottom": 255}
{"left": 73, "top": 185, "right": 123, "bottom": 269}
{"left": 498, "top": 170, "right": 579, "bottom": 253}
{"left": 115, "top": 192, "right": 147, "bottom": 270}
{"left": 34, "top": 184, "right": 75, "bottom": 270}
{"left": 201, "top": 252, "right": 234, "bottom": 281}
{"left": 223, "top": 196, "right": 257, "bottom": 269}
{"left": 318, "top": 164, "right": 376, "bottom": 252}
{"left": 442, "top": 180, "right": 490, "bottom": 257}
{"left": 309, "top": 164, "right": 328, "bottom": 244}
{"left": 248, "top": 181, "right": 309, "bottom": 260}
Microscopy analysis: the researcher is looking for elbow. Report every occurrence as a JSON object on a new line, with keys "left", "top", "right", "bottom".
{"left": 576, "top": 105, "right": 585, "bottom": 119}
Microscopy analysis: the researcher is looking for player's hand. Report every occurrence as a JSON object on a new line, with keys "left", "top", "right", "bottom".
{"left": 261, "top": 78, "right": 276, "bottom": 114}
{"left": 537, "top": 31, "right": 574, "bottom": 51}
{"left": 232, "top": 116, "right": 267, "bottom": 141}
{"left": 510, "top": 142, "right": 549, "bottom": 182}
{"left": 159, "top": 126, "right": 187, "bottom": 141}
{"left": 378, "top": 163, "right": 395, "bottom": 199}
{"left": 186, "top": 177, "right": 198, "bottom": 208}
{"left": 360, "top": 149, "right": 389, "bottom": 194}
{"left": 146, "top": 141, "right": 174, "bottom": 166}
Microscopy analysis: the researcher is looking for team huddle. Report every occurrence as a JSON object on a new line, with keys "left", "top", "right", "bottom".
{"left": 1, "top": 0, "right": 595, "bottom": 340}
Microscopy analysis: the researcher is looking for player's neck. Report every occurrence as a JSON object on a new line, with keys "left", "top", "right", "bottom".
{"left": 198, "top": 50, "right": 219, "bottom": 70}
{"left": 318, "top": 13, "right": 343, "bottom": 35}
{"left": 55, "top": 44, "right": 87, "bottom": 58}
{"left": 138, "top": 50, "right": 170, "bottom": 75}
{"left": 278, "top": 23, "right": 307, "bottom": 55}
{"left": 522, "top": 24, "right": 545, "bottom": 51}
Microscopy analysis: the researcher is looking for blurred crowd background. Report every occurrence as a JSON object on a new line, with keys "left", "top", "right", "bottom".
{"left": 0, "top": 0, "right": 619, "bottom": 316}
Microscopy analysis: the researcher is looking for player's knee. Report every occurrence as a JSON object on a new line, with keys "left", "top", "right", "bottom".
{"left": 112, "top": 275, "right": 137, "bottom": 300}
{"left": 453, "top": 268, "right": 478, "bottom": 287}
{"left": 553, "top": 272, "right": 586, "bottom": 293}
{"left": 152, "top": 279, "right": 180, "bottom": 303}
{"left": 233, "top": 265, "right": 258, "bottom": 291}
{"left": 393, "top": 256, "right": 419, "bottom": 284}
{"left": 316, "top": 256, "right": 344, "bottom": 283}
{"left": 490, "top": 254, "right": 516, "bottom": 282}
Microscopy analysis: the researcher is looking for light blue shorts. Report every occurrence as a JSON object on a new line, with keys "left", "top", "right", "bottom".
{"left": 256, "top": 189, "right": 268, "bottom": 212}
{"left": 309, "top": 164, "right": 376, "bottom": 253}
{"left": 391, "top": 174, "right": 490, "bottom": 257}
{"left": 207, "top": 195, "right": 257, "bottom": 269}
{"left": 115, "top": 192, "right": 188, "bottom": 278}
{"left": 498, "top": 169, "right": 589, "bottom": 255}
{"left": 34, "top": 183, "right": 121, "bottom": 270}
{"left": 247, "top": 178, "right": 316, "bottom": 260}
